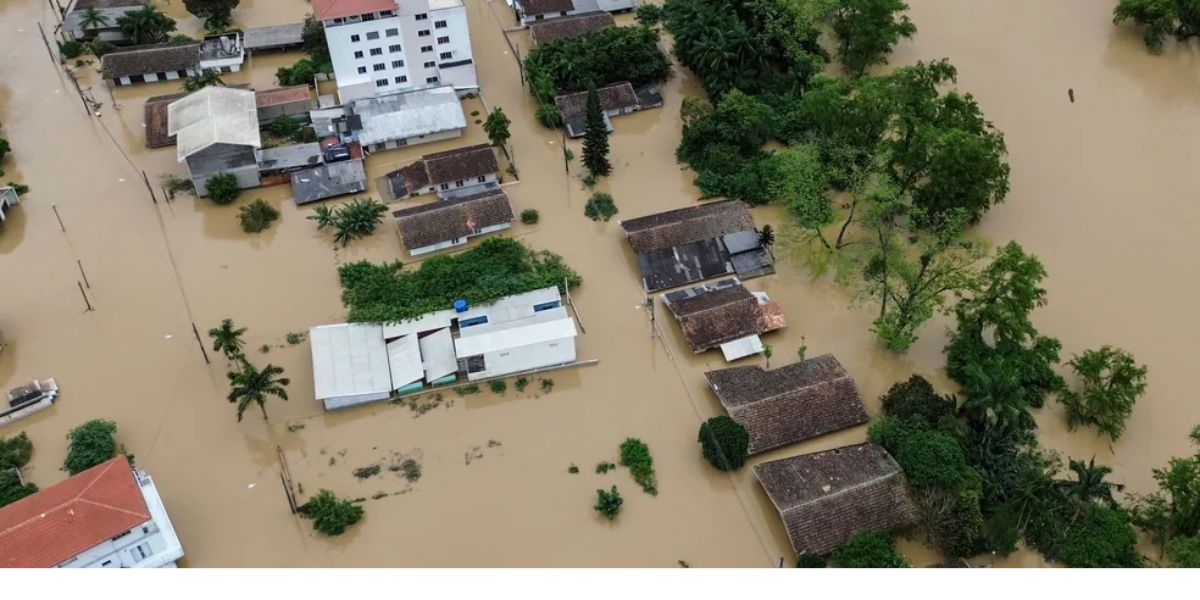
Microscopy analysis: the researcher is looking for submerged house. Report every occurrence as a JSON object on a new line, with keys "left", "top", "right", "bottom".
{"left": 0, "top": 186, "right": 20, "bottom": 224}
{"left": 102, "top": 34, "right": 243, "bottom": 86}
{"left": 554, "top": 81, "right": 662, "bottom": 138}
{"left": 661, "top": 278, "right": 786, "bottom": 361}
{"left": 393, "top": 189, "right": 514, "bottom": 256}
{"left": 754, "top": 443, "right": 918, "bottom": 556}
{"left": 290, "top": 159, "right": 368, "bottom": 204}
{"left": 704, "top": 355, "right": 869, "bottom": 455}
{"left": 528, "top": 11, "right": 614, "bottom": 45}
{"left": 380, "top": 143, "right": 500, "bottom": 200}
{"left": 350, "top": 85, "right": 466, "bottom": 152}
{"left": 310, "top": 287, "right": 578, "bottom": 410}
{"left": 168, "top": 86, "right": 262, "bottom": 196}
{"left": 515, "top": 0, "right": 634, "bottom": 25}
{"left": 255, "top": 86, "right": 314, "bottom": 123}
{"left": 620, "top": 200, "right": 773, "bottom": 292}
{"left": 64, "top": 0, "right": 147, "bottom": 43}
{"left": 0, "top": 455, "right": 184, "bottom": 568}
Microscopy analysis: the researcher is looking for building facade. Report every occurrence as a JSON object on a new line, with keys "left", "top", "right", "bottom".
{"left": 315, "top": 0, "right": 478, "bottom": 104}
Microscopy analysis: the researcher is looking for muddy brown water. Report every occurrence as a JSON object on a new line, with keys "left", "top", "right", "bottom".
{"left": 0, "top": 0, "right": 1194, "bottom": 567}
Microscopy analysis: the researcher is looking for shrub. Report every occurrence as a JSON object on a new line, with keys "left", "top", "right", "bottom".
{"left": 286, "top": 332, "right": 305, "bottom": 345}
{"left": 523, "top": 25, "right": 670, "bottom": 94}
{"left": 276, "top": 58, "right": 317, "bottom": 86}
{"left": 636, "top": 3, "right": 666, "bottom": 26}
{"left": 515, "top": 377, "right": 529, "bottom": 392}
{"left": 8, "top": 183, "right": 29, "bottom": 196}
{"left": 1058, "top": 504, "right": 1142, "bottom": 568}
{"left": 0, "top": 432, "right": 34, "bottom": 470}
{"left": 86, "top": 39, "right": 115, "bottom": 57}
{"left": 265, "top": 115, "right": 302, "bottom": 139}
{"left": 698, "top": 416, "right": 749, "bottom": 471}
{"left": 596, "top": 461, "right": 616, "bottom": 474}
{"left": 540, "top": 378, "right": 554, "bottom": 393}
{"left": 238, "top": 199, "right": 280, "bottom": 233}
{"left": 1166, "top": 535, "right": 1200, "bottom": 568}
{"left": 489, "top": 380, "right": 507, "bottom": 395}
{"left": 568, "top": 463, "right": 580, "bottom": 474}
{"left": 0, "top": 138, "right": 9, "bottom": 161}
{"left": 880, "top": 375, "right": 956, "bottom": 423}
{"left": 58, "top": 40, "right": 84, "bottom": 59}
{"left": 594, "top": 486, "right": 623, "bottom": 520}
{"left": 1059, "top": 346, "right": 1147, "bottom": 441}
{"left": 584, "top": 192, "right": 617, "bottom": 221}
{"left": 205, "top": 173, "right": 240, "bottom": 204}
{"left": 619, "top": 438, "right": 657, "bottom": 495}
{"left": 330, "top": 198, "right": 387, "bottom": 246}
{"left": 795, "top": 553, "right": 826, "bottom": 568}
{"left": 535, "top": 103, "right": 562, "bottom": 128}
{"left": 0, "top": 469, "right": 37, "bottom": 508}
{"left": 298, "top": 489, "right": 364, "bottom": 536}
{"left": 830, "top": 530, "right": 910, "bottom": 568}
{"left": 454, "top": 384, "right": 481, "bottom": 395}
{"left": 64, "top": 419, "right": 128, "bottom": 475}
{"left": 520, "top": 208, "right": 540, "bottom": 225}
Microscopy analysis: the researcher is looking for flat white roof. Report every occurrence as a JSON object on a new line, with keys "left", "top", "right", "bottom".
{"left": 354, "top": 86, "right": 466, "bottom": 146}
{"left": 386, "top": 335, "right": 424, "bottom": 389}
{"left": 720, "top": 335, "right": 764, "bottom": 362}
{"left": 419, "top": 328, "right": 458, "bottom": 381}
{"left": 454, "top": 310, "right": 577, "bottom": 357}
{"left": 168, "top": 86, "right": 261, "bottom": 161}
{"left": 382, "top": 309, "right": 455, "bottom": 340}
{"left": 309, "top": 324, "right": 393, "bottom": 400}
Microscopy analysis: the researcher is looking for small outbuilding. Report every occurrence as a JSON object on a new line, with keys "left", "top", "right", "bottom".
{"left": 661, "top": 278, "right": 785, "bottom": 361}
{"left": 290, "top": 159, "right": 368, "bottom": 204}
{"left": 753, "top": 442, "right": 919, "bottom": 556}
{"left": 704, "top": 355, "right": 869, "bottom": 454}
{"left": 621, "top": 200, "right": 773, "bottom": 292}
{"left": 392, "top": 189, "right": 514, "bottom": 256}
{"left": 255, "top": 86, "right": 314, "bottom": 123}
{"left": 555, "top": 82, "right": 643, "bottom": 138}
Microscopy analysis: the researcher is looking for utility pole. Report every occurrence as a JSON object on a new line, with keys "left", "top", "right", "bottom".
{"left": 191, "top": 323, "right": 211, "bottom": 365}
{"left": 78, "top": 281, "right": 93, "bottom": 312}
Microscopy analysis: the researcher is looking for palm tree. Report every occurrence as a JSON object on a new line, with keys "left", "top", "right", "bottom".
{"left": 227, "top": 363, "right": 290, "bottom": 422}
{"left": 758, "top": 224, "right": 775, "bottom": 260}
{"left": 208, "top": 318, "right": 247, "bottom": 361}
{"left": 78, "top": 7, "right": 111, "bottom": 36}
{"left": 1059, "top": 457, "right": 1124, "bottom": 512}
{"left": 183, "top": 68, "right": 224, "bottom": 92}
{"left": 118, "top": 5, "right": 176, "bottom": 45}
{"left": 307, "top": 205, "right": 336, "bottom": 231}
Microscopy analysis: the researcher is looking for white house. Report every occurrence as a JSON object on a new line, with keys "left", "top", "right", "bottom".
{"left": 64, "top": 0, "right": 148, "bottom": 43}
{"left": 0, "top": 185, "right": 20, "bottom": 224}
{"left": 350, "top": 85, "right": 466, "bottom": 152}
{"left": 310, "top": 287, "right": 579, "bottom": 410}
{"left": 168, "top": 87, "right": 262, "bottom": 196}
{"left": 0, "top": 455, "right": 185, "bottom": 568}
{"left": 100, "top": 33, "right": 244, "bottom": 86}
{"left": 314, "top": 0, "right": 479, "bottom": 104}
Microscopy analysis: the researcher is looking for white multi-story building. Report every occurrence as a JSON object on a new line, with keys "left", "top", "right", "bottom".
{"left": 314, "top": 0, "right": 479, "bottom": 104}
{"left": 0, "top": 456, "right": 185, "bottom": 568}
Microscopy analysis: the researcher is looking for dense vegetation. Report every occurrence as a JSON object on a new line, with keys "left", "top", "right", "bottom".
{"left": 338, "top": 238, "right": 581, "bottom": 322}
{"left": 205, "top": 173, "right": 240, "bottom": 204}
{"left": 830, "top": 530, "right": 910, "bottom": 567}
{"left": 184, "top": 0, "right": 239, "bottom": 32}
{"left": 299, "top": 489, "right": 364, "bottom": 536}
{"left": 697, "top": 416, "right": 749, "bottom": 471}
{"left": 64, "top": 419, "right": 130, "bottom": 475}
{"left": 117, "top": 4, "right": 177, "bottom": 45}
{"left": 1059, "top": 346, "right": 1148, "bottom": 440}
{"left": 238, "top": 199, "right": 280, "bottom": 234}
{"left": 619, "top": 438, "right": 658, "bottom": 496}
{"left": 1114, "top": 0, "right": 1200, "bottom": 52}
{"left": 0, "top": 433, "right": 37, "bottom": 508}
{"left": 594, "top": 486, "right": 623, "bottom": 520}
{"left": 308, "top": 198, "right": 388, "bottom": 247}
{"left": 1128, "top": 426, "right": 1200, "bottom": 564}
{"left": 523, "top": 26, "right": 670, "bottom": 95}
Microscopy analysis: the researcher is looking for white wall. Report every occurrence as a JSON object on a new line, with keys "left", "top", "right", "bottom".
{"left": 468, "top": 339, "right": 576, "bottom": 381}
{"left": 326, "top": 15, "right": 412, "bottom": 103}
{"left": 366, "top": 127, "right": 462, "bottom": 152}
{"left": 56, "top": 471, "right": 183, "bottom": 568}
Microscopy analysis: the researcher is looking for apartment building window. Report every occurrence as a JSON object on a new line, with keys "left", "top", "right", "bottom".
{"left": 423, "top": 60, "right": 435, "bottom": 68}
{"left": 391, "top": 59, "right": 405, "bottom": 68}
{"left": 369, "top": 47, "right": 383, "bottom": 56}
{"left": 394, "top": 75, "right": 407, "bottom": 83}
{"left": 437, "top": 36, "right": 450, "bottom": 44}
{"left": 134, "top": 544, "right": 150, "bottom": 560}
{"left": 435, "top": 20, "right": 447, "bottom": 28}
{"left": 439, "top": 52, "right": 452, "bottom": 60}
{"left": 373, "top": 63, "right": 385, "bottom": 71}
{"left": 366, "top": 31, "right": 380, "bottom": 40}
{"left": 386, "top": 28, "right": 399, "bottom": 37}
{"left": 420, "top": 30, "right": 432, "bottom": 37}
{"left": 389, "top": 44, "right": 402, "bottom": 53}
{"left": 426, "top": 76, "right": 439, "bottom": 84}
{"left": 350, "top": 34, "right": 361, "bottom": 42}
{"left": 354, "top": 50, "right": 364, "bottom": 59}
{"left": 375, "top": 78, "right": 388, "bottom": 87}
{"left": 357, "top": 66, "right": 367, "bottom": 74}
{"left": 440, "top": 183, "right": 450, "bottom": 191}
{"left": 415, "top": 13, "right": 428, "bottom": 20}
{"left": 421, "top": 46, "right": 433, "bottom": 53}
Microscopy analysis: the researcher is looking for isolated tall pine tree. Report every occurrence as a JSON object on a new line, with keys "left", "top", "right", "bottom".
{"left": 582, "top": 86, "right": 611, "bottom": 177}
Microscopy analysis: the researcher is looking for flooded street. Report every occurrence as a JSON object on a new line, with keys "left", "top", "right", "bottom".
{"left": 0, "top": 0, "right": 1197, "bottom": 567}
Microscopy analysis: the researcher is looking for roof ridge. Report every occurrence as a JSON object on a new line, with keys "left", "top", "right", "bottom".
{"left": 0, "top": 460, "right": 117, "bottom": 538}
{"left": 784, "top": 469, "right": 901, "bottom": 511}
{"left": 75, "top": 497, "right": 150, "bottom": 520}
{"left": 724, "top": 374, "right": 853, "bottom": 408}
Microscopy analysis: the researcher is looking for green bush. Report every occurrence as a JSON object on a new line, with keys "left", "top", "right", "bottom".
{"left": 524, "top": 26, "right": 670, "bottom": 94}
{"left": 338, "top": 238, "right": 581, "bottom": 322}
{"left": 880, "top": 375, "right": 956, "bottom": 424}
{"left": 0, "top": 469, "right": 37, "bottom": 508}
{"left": 520, "top": 208, "right": 540, "bottom": 225}
{"left": 489, "top": 380, "right": 507, "bottom": 394}
{"left": 594, "top": 485, "right": 623, "bottom": 520}
{"left": 636, "top": 3, "right": 666, "bottom": 26}
{"left": 265, "top": 115, "right": 302, "bottom": 139}
{"left": 238, "top": 199, "right": 280, "bottom": 233}
{"left": 619, "top": 438, "right": 657, "bottom": 495}
{"left": 584, "top": 192, "right": 617, "bottom": 221}
{"left": 298, "top": 489, "right": 364, "bottom": 536}
{"left": 830, "top": 530, "right": 910, "bottom": 568}
{"left": 0, "top": 432, "right": 34, "bottom": 470}
{"left": 64, "top": 419, "right": 129, "bottom": 475}
{"left": 205, "top": 173, "right": 240, "bottom": 204}
{"left": 276, "top": 58, "right": 317, "bottom": 86}
{"left": 58, "top": 40, "right": 84, "bottom": 59}
{"left": 1058, "top": 504, "right": 1142, "bottom": 568}
{"left": 330, "top": 198, "right": 387, "bottom": 247}
{"left": 7, "top": 182, "right": 29, "bottom": 196}
{"left": 698, "top": 415, "right": 749, "bottom": 471}
{"left": 515, "top": 377, "right": 529, "bottom": 392}
{"left": 1166, "top": 535, "right": 1200, "bottom": 568}
{"left": 795, "top": 553, "right": 826, "bottom": 568}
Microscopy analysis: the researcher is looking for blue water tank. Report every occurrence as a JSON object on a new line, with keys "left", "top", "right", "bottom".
{"left": 453, "top": 299, "right": 469, "bottom": 313}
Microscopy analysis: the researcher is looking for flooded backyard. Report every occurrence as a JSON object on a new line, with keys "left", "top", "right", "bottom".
{"left": 1, "top": 0, "right": 1198, "bottom": 567}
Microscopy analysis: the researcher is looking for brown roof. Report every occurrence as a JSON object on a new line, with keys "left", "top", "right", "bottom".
{"left": 622, "top": 200, "right": 756, "bottom": 254}
{"left": 255, "top": 86, "right": 312, "bottom": 108}
{"left": 144, "top": 92, "right": 187, "bottom": 148}
{"left": 554, "top": 82, "right": 639, "bottom": 124}
{"left": 102, "top": 43, "right": 200, "bottom": 79}
{"left": 519, "top": 0, "right": 575, "bottom": 16}
{"left": 754, "top": 443, "right": 918, "bottom": 556}
{"left": 529, "top": 11, "right": 615, "bottom": 45}
{"left": 665, "top": 280, "right": 786, "bottom": 352}
{"left": 73, "top": 0, "right": 146, "bottom": 9}
{"left": 392, "top": 189, "right": 514, "bottom": 251}
{"left": 0, "top": 456, "right": 150, "bottom": 568}
{"left": 704, "top": 355, "right": 869, "bottom": 454}
{"left": 422, "top": 144, "right": 499, "bottom": 187}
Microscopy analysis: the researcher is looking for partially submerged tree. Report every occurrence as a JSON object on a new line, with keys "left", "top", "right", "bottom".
{"left": 117, "top": 5, "right": 177, "bottom": 45}
{"left": 227, "top": 363, "right": 290, "bottom": 421}
{"left": 64, "top": 419, "right": 128, "bottom": 475}
{"left": 1128, "top": 425, "right": 1200, "bottom": 553}
{"left": 205, "top": 173, "right": 241, "bottom": 205}
{"left": 184, "top": 0, "right": 240, "bottom": 31}
{"left": 77, "top": 7, "right": 111, "bottom": 36}
{"left": 830, "top": 530, "right": 910, "bottom": 568}
{"left": 832, "top": 0, "right": 917, "bottom": 77}
{"left": 581, "top": 87, "right": 612, "bottom": 177}
{"left": 1114, "top": 0, "right": 1200, "bottom": 53}
{"left": 183, "top": 68, "right": 225, "bottom": 92}
{"left": 0, "top": 432, "right": 34, "bottom": 471}
{"left": 238, "top": 198, "right": 281, "bottom": 234}
{"left": 698, "top": 416, "right": 749, "bottom": 472}
{"left": 299, "top": 489, "right": 364, "bottom": 535}
{"left": 1059, "top": 346, "right": 1148, "bottom": 441}
{"left": 483, "top": 107, "right": 512, "bottom": 151}
{"left": 594, "top": 485, "right": 623, "bottom": 520}
{"left": 208, "top": 318, "right": 247, "bottom": 361}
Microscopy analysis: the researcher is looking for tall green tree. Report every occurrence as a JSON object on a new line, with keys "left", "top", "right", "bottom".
{"left": 227, "top": 363, "right": 290, "bottom": 421}
{"left": 581, "top": 86, "right": 611, "bottom": 177}
{"left": 1114, "top": 0, "right": 1200, "bottom": 53}
{"left": 208, "top": 318, "right": 247, "bottom": 361}
{"left": 77, "top": 7, "right": 111, "bottom": 35}
{"left": 1128, "top": 425, "right": 1200, "bottom": 552}
{"left": 832, "top": 0, "right": 917, "bottom": 77}
{"left": 64, "top": 419, "right": 128, "bottom": 475}
{"left": 830, "top": 530, "right": 910, "bottom": 567}
{"left": 183, "top": 68, "right": 225, "bottom": 92}
{"left": 483, "top": 107, "right": 512, "bottom": 151}
{"left": 117, "top": 5, "right": 177, "bottom": 45}
{"left": 1059, "top": 346, "right": 1148, "bottom": 440}
{"left": 184, "top": 0, "right": 240, "bottom": 31}
{"left": 1058, "top": 458, "right": 1125, "bottom": 514}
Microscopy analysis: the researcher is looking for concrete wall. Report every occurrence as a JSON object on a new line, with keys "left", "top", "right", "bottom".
{"left": 323, "top": 389, "right": 394, "bottom": 411}
{"left": 366, "top": 127, "right": 462, "bottom": 153}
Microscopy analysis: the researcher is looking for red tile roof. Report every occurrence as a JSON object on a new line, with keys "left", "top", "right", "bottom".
{"left": 312, "top": 0, "right": 397, "bottom": 20}
{"left": 255, "top": 86, "right": 313, "bottom": 108}
{"left": 0, "top": 456, "right": 150, "bottom": 568}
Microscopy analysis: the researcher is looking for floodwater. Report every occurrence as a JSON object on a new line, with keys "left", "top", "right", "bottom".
{"left": 0, "top": 0, "right": 1195, "bottom": 567}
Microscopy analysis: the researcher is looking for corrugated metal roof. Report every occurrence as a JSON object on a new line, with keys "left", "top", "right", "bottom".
{"left": 454, "top": 309, "right": 577, "bottom": 357}
{"left": 309, "top": 323, "right": 392, "bottom": 400}
{"left": 168, "top": 87, "right": 261, "bottom": 162}
{"left": 386, "top": 335, "right": 424, "bottom": 389}
{"left": 353, "top": 86, "right": 466, "bottom": 146}
{"left": 419, "top": 328, "right": 458, "bottom": 382}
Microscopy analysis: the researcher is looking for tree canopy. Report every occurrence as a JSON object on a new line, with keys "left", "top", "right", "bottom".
{"left": 830, "top": 530, "right": 910, "bottom": 567}
{"left": 299, "top": 489, "right": 364, "bottom": 536}
{"left": 523, "top": 26, "right": 670, "bottom": 95}
{"left": 698, "top": 415, "right": 750, "bottom": 471}
{"left": 1059, "top": 346, "right": 1148, "bottom": 440}
{"left": 832, "top": 0, "right": 917, "bottom": 77}
{"left": 117, "top": 5, "right": 177, "bottom": 45}
{"left": 582, "top": 87, "right": 612, "bottom": 177}
{"left": 1114, "top": 0, "right": 1200, "bottom": 53}
{"left": 64, "top": 419, "right": 128, "bottom": 475}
